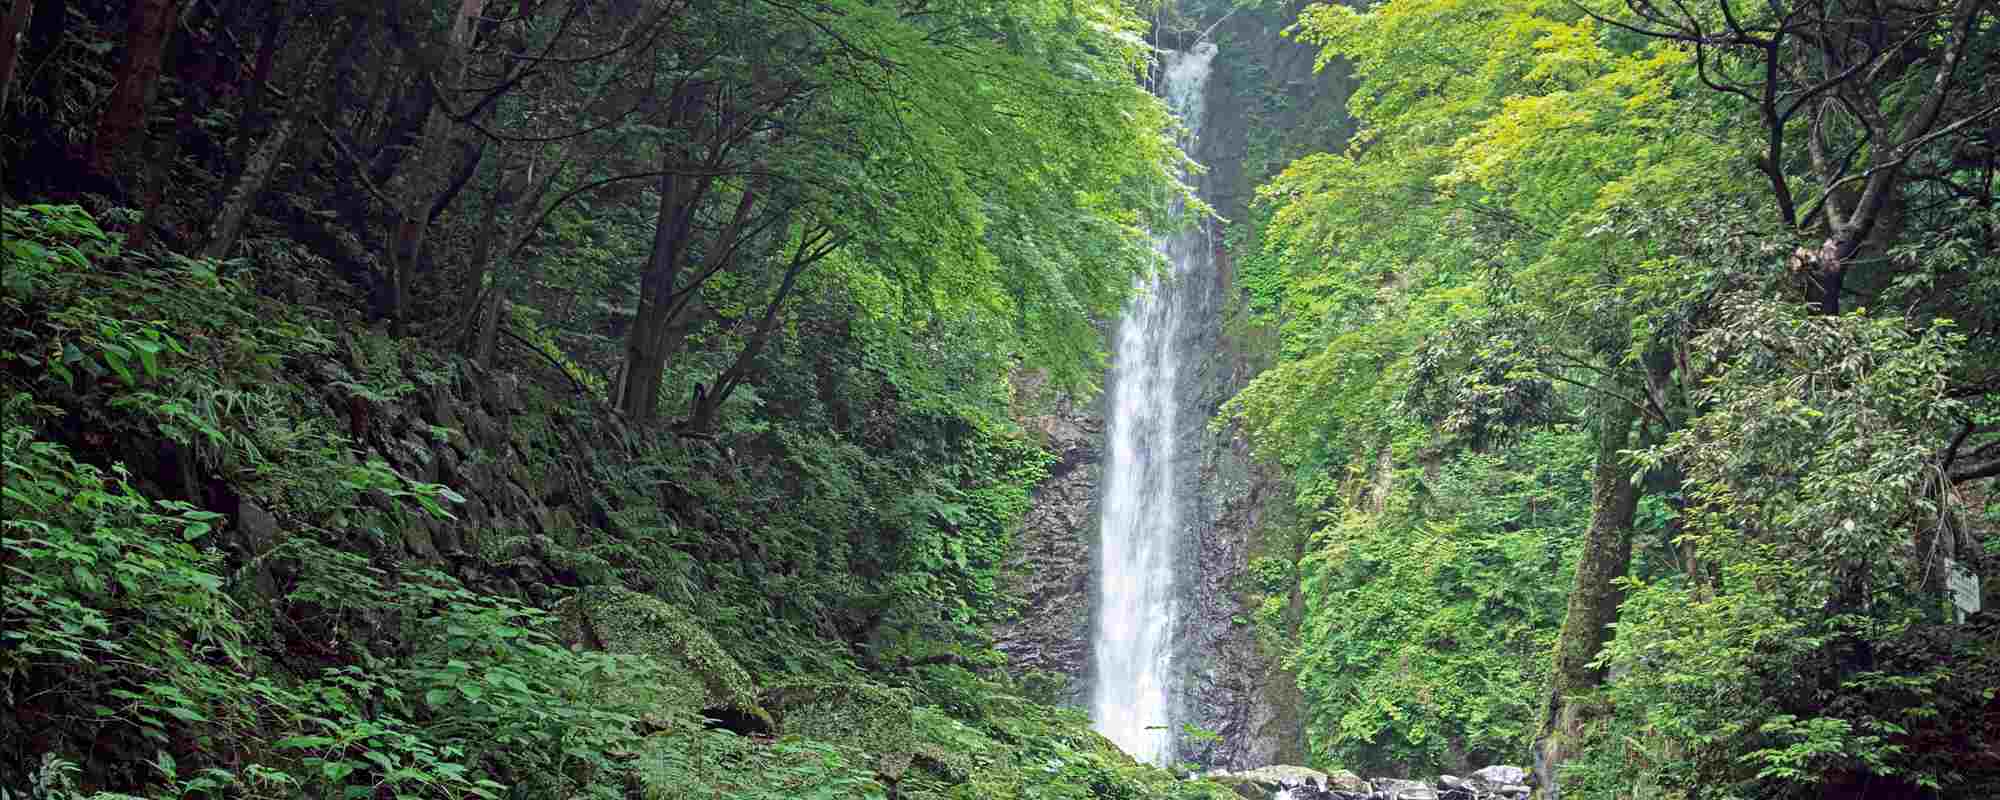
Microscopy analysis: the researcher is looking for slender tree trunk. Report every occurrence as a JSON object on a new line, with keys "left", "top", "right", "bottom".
{"left": 459, "top": 150, "right": 513, "bottom": 345}
{"left": 92, "top": 0, "right": 180, "bottom": 174}
{"left": 473, "top": 151, "right": 566, "bottom": 367}
{"left": 136, "top": 5, "right": 223, "bottom": 250}
{"left": 205, "top": 116, "right": 296, "bottom": 259}
{"left": 386, "top": 0, "right": 485, "bottom": 334}
{"left": 0, "top": 0, "right": 32, "bottom": 114}
{"left": 128, "top": 104, "right": 181, "bottom": 249}
{"left": 686, "top": 263, "right": 802, "bottom": 432}
{"left": 618, "top": 143, "right": 696, "bottom": 420}
{"left": 1533, "top": 385, "right": 1642, "bottom": 800}
{"left": 219, "top": 0, "right": 283, "bottom": 194}
{"left": 686, "top": 228, "right": 843, "bottom": 432}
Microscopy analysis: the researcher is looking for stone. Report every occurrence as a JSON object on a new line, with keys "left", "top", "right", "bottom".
{"left": 1322, "top": 770, "right": 1368, "bottom": 793}
{"left": 466, "top": 408, "right": 504, "bottom": 450}
{"left": 1373, "top": 778, "right": 1438, "bottom": 800}
{"left": 434, "top": 445, "right": 463, "bottom": 488}
{"left": 487, "top": 372, "right": 525, "bottom": 414}
{"left": 234, "top": 500, "right": 282, "bottom": 597}
{"left": 1204, "top": 765, "right": 1366, "bottom": 800}
{"left": 761, "top": 681, "right": 915, "bottom": 779}
{"left": 430, "top": 515, "right": 463, "bottom": 558}
{"left": 419, "top": 384, "right": 460, "bottom": 430}
{"left": 399, "top": 515, "right": 440, "bottom": 560}
{"left": 544, "top": 508, "right": 578, "bottom": 546}
{"left": 1468, "top": 766, "right": 1528, "bottom": 789}
{"left": 396, "top": 437, "right": 437, "bottom": 483}
{"left": 557, "top": 585, "right": 765, "bottom": 722}
{"left": 990, "top": 402, "right": 1100, "bottom": 702}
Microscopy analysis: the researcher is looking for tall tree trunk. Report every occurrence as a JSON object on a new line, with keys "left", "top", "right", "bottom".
{"left": 1532, "top": 385, "right": 1642, "bottom": 800}
{"left": 386, "top": 0, "right": 485, "bottom": 334}
{"left": 617, "top": 110, "right": 702, "bottom": 420}
{"left": 204, "top": 116, "right": 296, "bottom": 259}
{"left": 92, "top": 0, "right": 180, "bottom": 174}
{"left": 473, "top": 150, "right": 566, "bottom": 367}
{"left": 219, "top": 0, "right": 284, "bottom": 196}
{"left": 459, "top": 149, "right": 514, "bottom": 349}
{"left": 0, "top": 0, "right": 32, "bottom": 114}
{"left": 616, "top": 192, "right": 683, "bottom": 419}
{"left": 136, "top": 3, "right": 220, "bottom": 250}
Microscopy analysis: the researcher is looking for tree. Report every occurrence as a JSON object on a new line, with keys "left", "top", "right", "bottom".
{"left": 90, "top": 0, "right": 178, "bottom": 173}
{"left": 0, "top": 0, "right": 31, "bottom": 113}
{"left": 1579, "top": 0, "right": 1996, "bottom": 315}
{"left": 610, "top": 0, "right": 1182, "bottom": 425}
{"left": 1254, "top": 0, "right": 1998, "bottom": 793}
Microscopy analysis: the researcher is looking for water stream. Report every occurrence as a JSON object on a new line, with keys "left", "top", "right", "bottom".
{"left": 1090, "top": 41, "right": 1218, "bottom": 766}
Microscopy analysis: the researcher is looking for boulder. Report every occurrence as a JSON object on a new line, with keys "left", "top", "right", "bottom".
{"left": 761, "top": 680, "right": 916, "bottom": 779}
{"left": 1468, "top": 765, "right": 1531, "bottom": 797}
{"left": 1205, "top": 765, "right": 1368, "bottom": 799}
{"left": 1373, "top": 778, "right": 1438, "bottom": 800}
{"left": 556, "top": 585, "right": 765, "bottom": 724}
{"left": 1469, "top": 766, "right": 1527, "bottom": 787}
{"left": 234, "top": 499, "right": 282, "bottom": 597}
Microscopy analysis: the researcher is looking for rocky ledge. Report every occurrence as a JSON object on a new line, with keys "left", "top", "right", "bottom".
{"left": 1204, "top": 765, "right": 1530, "bottom": 800}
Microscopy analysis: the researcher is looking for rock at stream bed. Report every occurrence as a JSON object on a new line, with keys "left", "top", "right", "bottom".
{"left": 1202, "top": 764, "right": 1530, "bottom": 800}
{"left": 1204, "top": 764, "right": 1367, "bottom": 799}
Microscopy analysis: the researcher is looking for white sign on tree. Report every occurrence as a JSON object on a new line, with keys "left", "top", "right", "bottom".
{"left": 1945, "top": 558, "right": 1980, "bottom": 623}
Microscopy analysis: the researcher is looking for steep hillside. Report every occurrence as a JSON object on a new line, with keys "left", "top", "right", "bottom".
{"left": 0, "top": 0, "right": 1244, "bottom": 797}
{"left": 0, "top": 202, "right": 1248, "bottom": 799}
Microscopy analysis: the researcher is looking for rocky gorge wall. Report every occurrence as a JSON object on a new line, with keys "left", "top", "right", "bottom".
{"left": 993, "top": 380, "right": 1102, "bottom": 706}
{"left": 995, "top": 1, "right": 1361, "bottom": 769}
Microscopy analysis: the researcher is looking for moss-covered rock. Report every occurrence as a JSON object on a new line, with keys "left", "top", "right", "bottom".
{"left": 907, "top": 705, "right": 994, "bottom": 783}
{"left": 557, "top": 585, "right": 765, "bottom": 723}
{"left": 762, "top": 680, "right": 916, "bottom": 779}
{"left": 634, "top": 728, "right": 886, "bottom": 800}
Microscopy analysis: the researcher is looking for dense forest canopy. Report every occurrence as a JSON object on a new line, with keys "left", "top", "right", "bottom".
{"left": 1, "top": 0, "right": 1222, "bottom": 797}
{"left": 1229, "top": 0, "right": 1998, "bottom": 795}
{"left": 1, "top": 0, "right": 1997, "bottom": 797}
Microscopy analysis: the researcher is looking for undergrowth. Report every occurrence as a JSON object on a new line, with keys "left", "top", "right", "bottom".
{"left": 1, "top": 204, "right": 1227, "bottom": 798}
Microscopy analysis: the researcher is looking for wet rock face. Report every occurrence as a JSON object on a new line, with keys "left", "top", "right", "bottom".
{"left": 1182, "top": 404, "right": 1302, "bottom": 769}
{"left": 1203, "top": 765, "right": 1531, "bottom": 800}
{"left": 1171, "top": 3, "right": 1362, "bottom": 770}
{"left": 993, "top": 383, "right": 1102, "bottom": 705}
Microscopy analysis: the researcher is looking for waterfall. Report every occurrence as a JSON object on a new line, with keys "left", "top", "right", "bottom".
{"left": 1091, "top": 41, "right": 1218, "bottom": 766}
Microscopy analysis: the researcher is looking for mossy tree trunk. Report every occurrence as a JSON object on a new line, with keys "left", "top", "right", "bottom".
{"left": 1533, "top": 382, "right": 1642, "bottom": 799}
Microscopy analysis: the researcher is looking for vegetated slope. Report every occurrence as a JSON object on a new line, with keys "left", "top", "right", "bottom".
{"left": 0, "top": 0, "right": 1236, "bottom": 797}
{"left": 1222, "top": 0, "right": 2000, "bottom": 796}
{"left": 0, "top": 204, "right": 1234, "bottom": 800}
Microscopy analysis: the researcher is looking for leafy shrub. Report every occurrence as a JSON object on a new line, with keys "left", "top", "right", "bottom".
{"left": 1292, "top": 428, "right": 1593, "bottom": 773}
{"left": 1, "top": 420, "right": 279, "bottom": 784}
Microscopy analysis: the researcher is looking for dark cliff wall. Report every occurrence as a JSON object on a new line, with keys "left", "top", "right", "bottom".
{"left": 1176, "top": 3, "right": 1357, "bottom": 769}
{"left": 993, "top": 374, "right": 1102, "bottom": 705}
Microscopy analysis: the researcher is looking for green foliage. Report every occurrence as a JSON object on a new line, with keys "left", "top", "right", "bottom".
{"left": 1292, "top": 429, "right": 1593, "bottom": 773}
{"left": 1242, "top": 0, "right": 1999, "bottom": 793}
{"left": 1, "top": 421, "right": 270, "bottom": 765}
{"left": 765, "top": 681, "right": 917, "bottom": 778}
{"left": 1578, "top": 297, "right": 1996, "bottom": 797}
{"left": 637, "top": 729, "right": 889, "bottom": 800}
{"left": 559, "top": 585, "right": 763, "bottom": 719}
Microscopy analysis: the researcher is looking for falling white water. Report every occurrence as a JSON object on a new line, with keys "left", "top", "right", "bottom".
{"left": 1091, "top": 41, "right": 1218, "bottom": 766}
